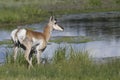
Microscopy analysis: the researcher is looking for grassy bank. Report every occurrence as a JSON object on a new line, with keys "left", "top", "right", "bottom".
{"left": 0, "top": 48, "right": 120, "bottom": 80}
{"left": 0, "top": 0, "right": 120, "bottom": 28}
{"left": 50, "top": 36, "right": 93, "bottom": 43}
{"left": 0, "top": 36, "right": 93, "bottom": 45}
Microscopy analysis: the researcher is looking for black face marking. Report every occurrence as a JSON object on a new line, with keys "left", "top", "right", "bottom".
{"left": 55, "top": 22, "right": 57, "bottom": 24}
{"left": 61, "top": 26, "right": 64, "bottom": 30}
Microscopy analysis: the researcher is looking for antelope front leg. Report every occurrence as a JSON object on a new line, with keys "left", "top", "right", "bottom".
{"left": 36, "top": 50, "right": 42, "bottom": 64}
{"left": 36, "top": 45, "right": 42, "bottom": 64}
{"left": 36, "top": 40, "right": 46, "bottom": 65}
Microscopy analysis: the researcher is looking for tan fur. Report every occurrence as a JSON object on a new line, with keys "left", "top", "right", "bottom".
{"left": 43, "top": 25, "right": 52, "bottom": 42}
{"left": 28, "top": 29, "right": 47, "bottom": 50}
{"left": 26, "top": 29, "right": 45, "bottom": 40}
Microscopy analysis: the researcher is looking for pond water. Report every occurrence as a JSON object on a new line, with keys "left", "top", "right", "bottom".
{"left": 0, "top": 11, "right": 120, "bottom": 63}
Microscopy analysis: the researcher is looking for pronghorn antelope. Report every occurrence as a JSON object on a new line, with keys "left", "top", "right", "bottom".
{"left": 11, "top": 16, "right": 64, "bottom": 67}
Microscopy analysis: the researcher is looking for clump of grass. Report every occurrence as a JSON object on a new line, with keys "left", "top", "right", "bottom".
{"left": 0, "top": 47, "right": 120, "bottom": 80}
{"left": 5, "top": 51, "right": 27, "bottom": 67}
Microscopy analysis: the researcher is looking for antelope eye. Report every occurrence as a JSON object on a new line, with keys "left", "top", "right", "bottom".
{"left": 55, "top": 22, "right": 57, "bottom": 24}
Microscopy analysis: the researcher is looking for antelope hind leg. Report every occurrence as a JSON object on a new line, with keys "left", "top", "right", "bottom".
{"left": 22, "top": 39, "right": 33, "bottom": 68}
{"left": 13, "top": 45, "right": 18, "bottom": 61}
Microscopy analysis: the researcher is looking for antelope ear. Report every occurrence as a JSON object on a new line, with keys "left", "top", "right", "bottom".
{"left": 49, "top": 16, "right": 52, "bottom": 22}
{"left": 49, "top": 16, "right": 54, "bottom": 22}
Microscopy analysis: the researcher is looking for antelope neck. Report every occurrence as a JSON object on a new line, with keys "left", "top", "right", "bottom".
{"left": 43, "top": 24, "right": 53, "bottom": 42}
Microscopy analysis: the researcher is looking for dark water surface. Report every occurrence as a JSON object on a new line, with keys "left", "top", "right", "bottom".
{"left": 0, "top": 11, "right": 120, "bottom": 63}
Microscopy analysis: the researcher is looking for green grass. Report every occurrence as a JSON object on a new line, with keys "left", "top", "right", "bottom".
{"left": 50, "top": 36, "right": 93, "bottom": 43}
{"left": 0, "top": 0, "right": 120, "bottom": 29}
{"left": 0, "top": 36, "right": 93, "bottom": 46}
{"left": 0, "top": 40, "right": 13, "bottom": 45}
{"left": 0, "top": 48, "right": 120, "bottom": 80}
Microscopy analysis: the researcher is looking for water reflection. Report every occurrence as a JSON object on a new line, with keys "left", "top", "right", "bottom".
{"left": 0, "top": 45, "right": 7, "bottom": 63}
{"left": 60, "top": 21, "right": 120, "bottom": 39}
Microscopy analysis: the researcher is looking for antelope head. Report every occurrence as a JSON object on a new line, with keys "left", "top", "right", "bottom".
{"left": 49, "top": 16, "right": 64, "bottom": 31}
